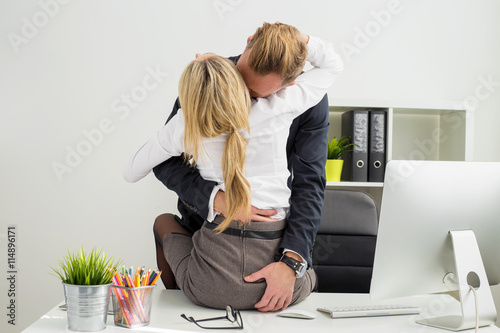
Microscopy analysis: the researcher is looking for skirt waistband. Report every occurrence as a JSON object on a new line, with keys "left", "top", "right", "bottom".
{"left": 203, "top": 217, "right": 285, "bottom": 240}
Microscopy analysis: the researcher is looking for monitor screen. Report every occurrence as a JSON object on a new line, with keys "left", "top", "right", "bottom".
{"left": 370, "top": 160, "right": 500, "bottom": 330}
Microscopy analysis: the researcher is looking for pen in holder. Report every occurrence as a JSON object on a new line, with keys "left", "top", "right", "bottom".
{"left": 111, "top": 267, "right": 161, "bottom": 328}
{"left": 111, "top": 284, "right": 156, "bottom": 328}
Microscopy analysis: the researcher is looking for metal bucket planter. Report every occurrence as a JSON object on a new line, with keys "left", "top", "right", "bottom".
{"left": 63, "top": 283, "right": 112, "bottom": 331}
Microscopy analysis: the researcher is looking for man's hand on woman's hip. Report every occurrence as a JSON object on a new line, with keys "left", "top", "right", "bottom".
{"left": 244, "top": 261, "right": 296, "bottom": 312}
{"left": 214, "top": 190, "right": 278, "bottom": 222}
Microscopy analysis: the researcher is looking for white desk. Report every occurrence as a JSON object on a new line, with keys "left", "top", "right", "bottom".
{"left": 23, "top": 289, "right": 500, "bottom": 332}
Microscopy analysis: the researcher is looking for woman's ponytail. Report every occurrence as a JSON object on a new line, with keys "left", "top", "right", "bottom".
{"left": 215, "top": 129, "right": 251, "bottom": 232}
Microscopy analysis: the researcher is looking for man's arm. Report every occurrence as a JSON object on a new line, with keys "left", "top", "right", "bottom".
{"left": 281, "top": 93, "right": 329, "bottom": 267}
{"left": 152, "top": 98, "right": 216, "bottom": 219}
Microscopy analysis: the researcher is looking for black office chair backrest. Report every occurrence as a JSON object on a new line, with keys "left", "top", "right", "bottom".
{"left": 312, "top": 189, "right": 379, "bottom": 293}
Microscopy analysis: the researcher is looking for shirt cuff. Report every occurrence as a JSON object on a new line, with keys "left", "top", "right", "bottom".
{"left": 283, "top": 249, "right": 307, "bottom": 265}
{"left": 206, "top": 185, "right": 223, "bottom": 222}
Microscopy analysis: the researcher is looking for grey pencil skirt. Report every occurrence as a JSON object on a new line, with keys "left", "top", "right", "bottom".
{"left": 163, "top": 216, "right": 317, "bottom": 310}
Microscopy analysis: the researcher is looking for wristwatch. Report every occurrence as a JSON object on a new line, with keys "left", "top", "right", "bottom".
{"left": 279, "top": 254, "right": 307, "bottom": 278}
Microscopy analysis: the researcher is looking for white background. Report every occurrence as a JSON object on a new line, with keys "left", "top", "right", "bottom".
{"left": 1, "top": 0, "right": 499, "bottom": 332}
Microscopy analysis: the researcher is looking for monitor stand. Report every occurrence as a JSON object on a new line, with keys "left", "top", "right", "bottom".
{"left": 417, "top": 230, "right": 497, "bottom": 331}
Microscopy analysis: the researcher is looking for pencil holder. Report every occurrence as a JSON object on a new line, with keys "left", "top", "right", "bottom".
{"left": 111, "top": 285, "right": 156, "bottom": 328}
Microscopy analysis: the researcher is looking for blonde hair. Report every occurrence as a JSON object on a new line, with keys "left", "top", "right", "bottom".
{"left": 246, "top": 22, "right": 308, "bottom": 86}
{"left": 178, "top": 55, "right": 252, "bottom": 232}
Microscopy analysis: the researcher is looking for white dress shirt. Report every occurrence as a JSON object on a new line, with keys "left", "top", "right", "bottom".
{"left": 123, "top": 36, "right": 344, "bottom": 222}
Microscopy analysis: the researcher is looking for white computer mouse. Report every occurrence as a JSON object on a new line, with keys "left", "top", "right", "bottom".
{"left": 277, "top": 308, "right": 317, "bottom": 320}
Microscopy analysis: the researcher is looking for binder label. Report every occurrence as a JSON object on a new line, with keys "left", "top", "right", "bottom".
{"left": 353, "top": 113, "right": 368, "bottom": 153}
{"left": 371, "top": 113, "right": 385, "bottom": 153}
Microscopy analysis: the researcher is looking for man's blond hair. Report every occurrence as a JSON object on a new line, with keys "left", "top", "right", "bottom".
{"left": 246, "top": 22, "right": 307, "bottom": 87}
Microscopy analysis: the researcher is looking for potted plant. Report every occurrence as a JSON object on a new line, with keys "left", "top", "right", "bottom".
{"left": 49, "top": 246, "right": 122, "bottom": 332}
{"left": 326, "top": 136, "right": 354, "bottom": 182}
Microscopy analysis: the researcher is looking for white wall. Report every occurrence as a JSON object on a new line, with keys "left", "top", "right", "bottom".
{"left": 1, "top": 0, "right": 499, "bottom": 332}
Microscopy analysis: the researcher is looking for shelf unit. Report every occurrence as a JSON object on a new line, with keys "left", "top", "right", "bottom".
{"left": 326, "top": 99, "right": 473, "bottom": 207}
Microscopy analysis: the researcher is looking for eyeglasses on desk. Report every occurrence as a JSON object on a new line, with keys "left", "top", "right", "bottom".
{"left": 181, "top": 305, "right": 243, "bottom": 330}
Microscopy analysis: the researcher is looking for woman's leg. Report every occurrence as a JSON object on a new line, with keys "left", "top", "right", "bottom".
{"left": 153, "top": 213, "right": 191, "bottom": 289}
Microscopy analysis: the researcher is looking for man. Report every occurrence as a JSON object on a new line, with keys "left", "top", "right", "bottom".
{"left": 153, "top": 22, "right": 341, "bottom": 311}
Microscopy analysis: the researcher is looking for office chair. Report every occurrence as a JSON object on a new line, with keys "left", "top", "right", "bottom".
{"left": 312, "top": 189, "right": 379, "bottom": 293}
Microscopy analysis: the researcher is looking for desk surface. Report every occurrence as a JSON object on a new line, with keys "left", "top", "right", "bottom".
{"left": 23, "top": 289, "right": 500, "bottom": 333}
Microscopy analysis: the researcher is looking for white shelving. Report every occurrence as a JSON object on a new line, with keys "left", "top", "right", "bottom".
{"left": 329, "top": 181, "right": 384, "bottom": 188}
{"left": 325, "top": 99, "right": 473, "bottom": 207}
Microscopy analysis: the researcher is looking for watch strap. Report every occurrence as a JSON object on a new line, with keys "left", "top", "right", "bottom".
{"left": 280, "top": 254, "right": 306, "bottom": 278}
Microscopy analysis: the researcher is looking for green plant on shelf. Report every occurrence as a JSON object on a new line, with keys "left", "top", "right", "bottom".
{"left": 327, "top": 136, "right": 355, "bottom": 160}
{"left": 48, "top": 246, "right": 122, "bottom": 285}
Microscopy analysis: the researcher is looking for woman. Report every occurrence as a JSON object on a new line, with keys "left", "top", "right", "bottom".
{"left": 123, "top": 27, "right": 342, "bottom": 309}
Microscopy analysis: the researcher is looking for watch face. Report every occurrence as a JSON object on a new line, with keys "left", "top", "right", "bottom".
{"left": 296, "top": 263, "right": 306, "bottom": 278}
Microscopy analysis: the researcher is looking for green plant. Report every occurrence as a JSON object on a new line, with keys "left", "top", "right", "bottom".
{"left": 327, "top": 136, "right": 355, "bottom": 160}
{"left": 49, "top": 246, "right": 122, "bottom": 285}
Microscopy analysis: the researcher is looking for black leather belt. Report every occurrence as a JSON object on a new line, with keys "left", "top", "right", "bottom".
{"left": 203, "top": 221, "right": 284, "bottom": 240}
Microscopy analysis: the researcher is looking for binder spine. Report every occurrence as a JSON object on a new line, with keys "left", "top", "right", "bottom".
{"left": 341, "top": 110, "right": 368, "bottom": 182}
{"left": 368, "top": 111, "right": 387, "bottom": 182}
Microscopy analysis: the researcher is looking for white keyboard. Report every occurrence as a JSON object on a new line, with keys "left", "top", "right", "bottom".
{"left": 317, "top": 304, "right": 421, "bottom": 318}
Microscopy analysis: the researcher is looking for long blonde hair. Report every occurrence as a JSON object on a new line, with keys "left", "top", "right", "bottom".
{"left": 178, "top": 55, "right": 252, "bottom": 232}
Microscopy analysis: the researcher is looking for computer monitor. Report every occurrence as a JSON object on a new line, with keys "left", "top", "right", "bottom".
{"left": 370, "top": 160, "right": 500, "bottom": 331}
